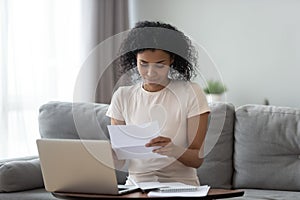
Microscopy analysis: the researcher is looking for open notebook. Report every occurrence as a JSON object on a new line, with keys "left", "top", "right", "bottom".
{"left": 128, "top": 179, "right": 210, "bottom": 197}
{"left": 147, "top": 183, "right": 210, "bottom": 197}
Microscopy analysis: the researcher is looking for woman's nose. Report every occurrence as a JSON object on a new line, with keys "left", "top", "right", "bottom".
{"left": 147, "top": 65, "right": 157, "bottom": 77}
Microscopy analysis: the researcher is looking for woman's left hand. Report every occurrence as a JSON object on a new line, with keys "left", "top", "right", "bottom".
{"left": 145, "top": 136, "right": 184, "bottom": 158}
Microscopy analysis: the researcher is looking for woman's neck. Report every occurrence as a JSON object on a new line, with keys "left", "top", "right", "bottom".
{"left": 143, "top": 79, "right": 170, "bottom": 92}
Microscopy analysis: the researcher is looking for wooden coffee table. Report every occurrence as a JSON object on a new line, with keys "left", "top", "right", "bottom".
{"left": 53, "top": 188, "right": 244, "bottom": 199}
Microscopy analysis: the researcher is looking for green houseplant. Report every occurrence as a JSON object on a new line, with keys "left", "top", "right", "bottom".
{"left": 203, "top": 80, "right": 227, "bottom": 102}
{"left": 203, "top": 80, "right": 227, "bottom": 94}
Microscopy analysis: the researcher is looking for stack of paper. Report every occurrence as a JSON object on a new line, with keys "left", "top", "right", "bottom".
{"left": 107, "top": 121, "right": 166, "bottom": 159}
{"left": 133, "top": 181, "right": 170, "bottom": 192}
{"left": 147, "top": 184, "right": 210, "bottom": 197}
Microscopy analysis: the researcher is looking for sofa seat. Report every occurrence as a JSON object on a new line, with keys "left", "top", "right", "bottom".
{"left": 0, "top": 188, "right": 58, "bottom": 200}
{"left": 224, "top": 189, "right": 300, "bottom": 200}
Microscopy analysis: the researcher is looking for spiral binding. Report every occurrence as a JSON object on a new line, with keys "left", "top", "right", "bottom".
{"left": 158, "top": 186, "right": 200, "bottom": 193}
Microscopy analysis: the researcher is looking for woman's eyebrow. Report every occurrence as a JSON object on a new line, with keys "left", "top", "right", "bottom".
{"left": 139, "top": 59, "right": 166, "bottom": 63}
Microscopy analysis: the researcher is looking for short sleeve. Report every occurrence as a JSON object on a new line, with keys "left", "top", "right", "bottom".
{"left": 106, "top": 88, "right": 125, "bottom": 121}
{"left": 187, "top": 82, "right": 210, "bottom": 118}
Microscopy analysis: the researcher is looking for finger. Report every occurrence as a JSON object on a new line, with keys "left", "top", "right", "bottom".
{"left": 146, "top": 140, "right": 169, "bottom": 147}
{"left": 153, "top": 147, "right": 172, "bottom": 155}
{"left": 146, "top": 136, "right": 171, "bottom": 145}
{"left": 153, "top": 146, "right": 171, "bottom": 153}
{"left": 152, "top": 136, "right": 170, "bottom": 143}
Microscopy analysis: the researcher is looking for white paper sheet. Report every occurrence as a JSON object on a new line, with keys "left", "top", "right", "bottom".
{"left": 127, "top": 181, "right": 168, "bottom": 191}
{"left": 107, "top": 121, "right": 166, "bottom": 159}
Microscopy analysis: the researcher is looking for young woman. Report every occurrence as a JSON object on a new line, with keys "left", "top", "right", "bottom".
{"left": 106, "top": 21, "right": 210, "bottom": 186}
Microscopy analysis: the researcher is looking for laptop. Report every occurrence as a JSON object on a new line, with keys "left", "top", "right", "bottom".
{"left": 36, "top": 138, "right": 139, "bottom": 195}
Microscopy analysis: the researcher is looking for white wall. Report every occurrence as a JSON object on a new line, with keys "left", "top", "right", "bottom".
{"left": 129, "top": 0, "right": 300, "bottom": 108}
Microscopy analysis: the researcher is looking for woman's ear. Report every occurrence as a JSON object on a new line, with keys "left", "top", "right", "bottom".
{"left": 170, "top": 55, "right": 175, "bottom": 66}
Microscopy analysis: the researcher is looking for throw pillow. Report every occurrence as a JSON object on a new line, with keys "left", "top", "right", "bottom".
{"left": 0, "top": 158, "right": 44, "bottom": 192}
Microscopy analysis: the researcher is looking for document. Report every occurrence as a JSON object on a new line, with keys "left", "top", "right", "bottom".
{"left": 126, "top": 178, "right": 168, "bottom": 192}
{"left": 107, "top": 121, "right": 166, "bottom": 159}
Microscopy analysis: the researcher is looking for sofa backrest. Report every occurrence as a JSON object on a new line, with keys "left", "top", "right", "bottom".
{"left": 198, "top": 102, "right": 235, "bottom": 189}
{"left": 39, "top": 101, "right": 110, "bottom": 140}
{"left": 233, "top": 104, "right": 300, "bottom": 191}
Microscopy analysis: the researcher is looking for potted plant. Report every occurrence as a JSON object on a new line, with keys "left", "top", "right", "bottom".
{"left": 203, "top": 80, "right": 227, "bottom": 102}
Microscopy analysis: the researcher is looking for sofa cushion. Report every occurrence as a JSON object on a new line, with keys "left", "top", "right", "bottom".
{"left": 197, "top": 102, "right": 235, "bottom": 189}
{"left": 0, "top": 157, "right": 44, "bottom": 192}
{"left": 39, "top": 101, "right": 110, "bottom": 140}
{"left": 233, "top": 104, "right": 300, "bottom": 191}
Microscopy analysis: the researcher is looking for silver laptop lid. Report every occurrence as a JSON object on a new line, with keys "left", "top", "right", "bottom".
{"left": 36, "top": 139, "right": 120, "bottom": 195}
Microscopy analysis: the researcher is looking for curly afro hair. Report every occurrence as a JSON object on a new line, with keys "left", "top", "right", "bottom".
{"left": 118, "top": 21, "right": 198, "bottom": 81}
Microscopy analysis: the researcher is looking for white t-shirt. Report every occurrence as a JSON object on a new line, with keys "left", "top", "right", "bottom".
{"left": 106, "top": 80, "right": 210, "bottom": 186}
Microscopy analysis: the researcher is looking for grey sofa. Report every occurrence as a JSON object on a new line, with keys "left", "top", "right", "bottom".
{"left": 0, "top": 101, "right": 299, "bottom": 199}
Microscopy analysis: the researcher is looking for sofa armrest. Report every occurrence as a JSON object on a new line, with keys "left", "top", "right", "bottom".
{"left": 0, "top": 156, "right": 44, "bottom": 192}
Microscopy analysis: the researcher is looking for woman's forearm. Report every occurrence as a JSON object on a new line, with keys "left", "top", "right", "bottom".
{"left": 177, "top": 148, "right": 203, "bottom": 168}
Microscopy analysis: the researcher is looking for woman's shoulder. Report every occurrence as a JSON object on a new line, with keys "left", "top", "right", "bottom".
{"left": 170, "top": 80, "right": 202, "bottom": 89}
{"left": 169, "top": 80, "right": 205, "bottom": 98}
